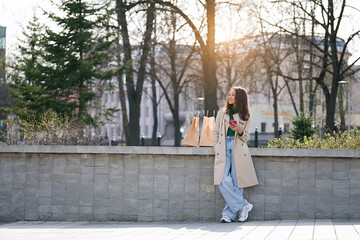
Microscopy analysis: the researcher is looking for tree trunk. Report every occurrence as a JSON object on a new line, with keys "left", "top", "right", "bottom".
{"left": 293, "top": 32, "right": 304, "bottom": 113}
{"left": 324, "top": 91, "right": 337, "bottom": 133}
{"left": 151, "top": 83, "right": 158, "bottom": 145}
{"left": 273, "top": 93, "right": 279, "bottom": 138}
{"left": 169, "top": 33, "right": 181, "bottom": 146}
{"left": 117, "top": 73, "right": 129, "bottom": 143}
{"left": 308, "top": 80, "right": 316, "bottom": 116}
{"left": 116, "top": 0, "right": 156, "bottom": 145}
{"left": 325, "top": 71, "right": 340, "bottom": 133}
{"left": 116, "top": 0, "right": 132, "bottom": 145}
{"left": 269, "top": 71, "right": 279, "bottom": 138}
{"left": 132, "top": 2, "right": 155, "bottom": 145}
{"left": 324, "top": 0, "right": 341, "bottom": 134}
{"left": 150, "top": 49, "right": 158, "bottom": 146}
{"left": 203, "top": 0, "right": 218, "bottom": 116}
{"left": 298, "top": 69, "right": 304, "bottom": 113}
{"left": 285, "top": 80, "right": 299, "bottom": 116}
{"left": 324, "top": 72, "right": 340, "bottom": 133}
{"left": 173, "top": 94, "right": 181, "bottom": 146}
{"left": 115, "top": 35, "right": 129, "bottom": 143}
{"left": 338, "top": 85, "right": 345, "bottom": 131}
{"left": 308, "top": 10, "right": 316, "bottom": 116}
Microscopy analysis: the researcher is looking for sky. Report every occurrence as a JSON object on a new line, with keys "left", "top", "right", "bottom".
{"left": 0, "top": 0, "right": 55, "bottom": 61}
{"left": 1, "top": 0, "right": 360, "bottom": 63}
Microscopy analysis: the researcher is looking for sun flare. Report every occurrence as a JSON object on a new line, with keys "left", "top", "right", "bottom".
{"left": 215, "top": 7, "right": 250, "bottom": 44}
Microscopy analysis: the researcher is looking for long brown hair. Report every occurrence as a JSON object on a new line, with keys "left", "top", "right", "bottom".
{"left": 224, "top": 86, "right": 250, "bottom": 121}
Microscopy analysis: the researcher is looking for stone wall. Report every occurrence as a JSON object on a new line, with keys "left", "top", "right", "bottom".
{"left": 0, "top": 146, "right": 359, "bottom": 222}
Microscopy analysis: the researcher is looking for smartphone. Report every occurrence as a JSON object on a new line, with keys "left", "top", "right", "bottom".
{"left": 230, "top": 120, "right": 237, "bottom": 126}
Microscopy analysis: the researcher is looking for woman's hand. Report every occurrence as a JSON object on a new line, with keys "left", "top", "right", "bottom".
{"left": 230, "top": 123, "right": 243, "bottom": 134}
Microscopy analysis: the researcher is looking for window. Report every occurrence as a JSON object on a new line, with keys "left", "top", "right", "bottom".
{"left": 284, "top": 123, "right": 290, "bottom": 133}
{"left": 261, "top": 122, "right": 266, "bottom": 133}
{"left": 145, "top": 125, "right": 149, "bottom": 136}
{"left": 0, "top": 37, "right": 5, "bottom": 49}
{"left": 103, "top": 93, "right": 108, "bottom": 104}
{"left": 113, "top": 127, "right": 117, "bottom": 139}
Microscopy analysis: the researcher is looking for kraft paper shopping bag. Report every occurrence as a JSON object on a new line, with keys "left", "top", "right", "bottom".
{"left": 199, "top": 116, "right": 215, "bottom": 146}
{"left": 182, "top": 113, "right": 200, "bottom": 147}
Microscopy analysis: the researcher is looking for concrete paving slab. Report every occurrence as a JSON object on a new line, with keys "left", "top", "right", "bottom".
{"left": 313, "top": 219, "right": 337, "bottom": 240}
{"left": 1, "top": 220, "right": 360, "bottom": 240}
{"left": 333, "top": 220, "right": 360, "bottom": 240}
{"left": 265, "top": 220, "right": 297, "bottom": 240}
{"left": 288, "top": 220, "right": 315, "bottom": 240}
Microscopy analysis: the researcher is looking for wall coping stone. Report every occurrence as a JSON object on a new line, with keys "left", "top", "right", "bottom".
{"left": 0, "top": 145, "right": 359, "bottom": 158}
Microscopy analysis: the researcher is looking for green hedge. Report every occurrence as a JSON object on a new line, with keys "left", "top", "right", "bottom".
{"left": 268, "top": 128, "right": 360, "bottom": 149}
{"left": 2, "top": 110, "right": 106, "bottom": 145}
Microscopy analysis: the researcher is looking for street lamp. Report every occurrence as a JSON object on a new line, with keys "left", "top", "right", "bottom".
{"left": 196, "top": 97, "right": 204, "bottom": 112}
{"left": 339, "top": 80, "right": 350, "bottom": 134}
{"left": 141, "top": 134, "right": 145, "bottom": 146}
{"left": 320, "top": 88, "right": 323, "bottom": 137}
{"left": 180, "top": 127, "right": 185, "bottom": 140}
{"left": 157, "top": 132, "right": 162, "bottom": 146}
{"left": 255, "top": 127, "right": 258, "bottom": 148}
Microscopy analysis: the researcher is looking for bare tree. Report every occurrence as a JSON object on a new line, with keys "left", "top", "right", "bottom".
{"left": 272, "top": 0, "right": 360, "bottom": 133}
{"left": 115, "top": 0, "right": 156, "bottom": 145}
{"left": 217, "top": 38, "right": 260, "bottom": 103}
{"left": 248, "top": 2, "right": 293, "bottom": 137}
{"left": 114, "top": 30, "right": 129, "bottom": 143}
{"left": 338, "top": 82, "right": 346, "bottom": 131}
{"left": 149, "top": 41, "right": 159, "bottom": 145}
{"left": 215, "top": 4, "right": 259, "bottom": 102}
{"left": 261, "top": 34, "right": 289, "bottom": 137}
{"left": 151, "top": 7, "right": 197, "bottom": 146}
{"left": 135, "top": 0, "right": 221, "bottom": 116}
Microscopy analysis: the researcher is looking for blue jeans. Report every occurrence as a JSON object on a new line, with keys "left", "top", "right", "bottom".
{"left": 218, "top": 136, "right": 249, "bottom": 220}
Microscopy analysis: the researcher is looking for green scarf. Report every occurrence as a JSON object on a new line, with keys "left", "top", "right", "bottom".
{"left": 227, "top": 106, "right": 238, "bottom": 136}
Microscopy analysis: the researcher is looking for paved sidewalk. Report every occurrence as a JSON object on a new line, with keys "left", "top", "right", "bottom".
{"left": 1, "top": 220, "right": 360, "bottom": 240}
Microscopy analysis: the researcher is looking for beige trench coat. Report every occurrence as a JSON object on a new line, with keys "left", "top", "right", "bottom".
{"left": 213, "top": 109, "right": 258, "bottom": 188}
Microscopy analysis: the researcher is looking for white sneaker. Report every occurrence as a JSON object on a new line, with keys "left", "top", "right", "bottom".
{"left": 220, "top": 215, "right": 233, "bottom": 223}
{"left": 239, "top": 203, "right": 253, "bottom": 222}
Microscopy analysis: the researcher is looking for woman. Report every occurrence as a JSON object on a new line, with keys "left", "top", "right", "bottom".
{"left": 213, "top": 86, "right": 258, "bottom": 223}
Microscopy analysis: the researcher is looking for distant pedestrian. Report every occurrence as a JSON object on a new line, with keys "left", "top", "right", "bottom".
{"left": 213, "top": 86, "right": 258, "bottom": 223}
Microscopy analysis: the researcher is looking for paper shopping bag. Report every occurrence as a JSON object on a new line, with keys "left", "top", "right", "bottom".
{"left": 182, "top": 114, "right": 199, "bottom": 147}
{"left": 199, "top": 116, "right": 215, "bottom": 146}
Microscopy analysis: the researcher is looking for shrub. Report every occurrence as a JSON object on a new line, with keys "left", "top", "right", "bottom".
{"left": 1, "top": 109, "right": 107, "bottom": 145}
{"left": 290, "top": 112, "right": 316, "bottom": 141}
{"left": 267, "top": 128, "right": 360, "bottom": 149}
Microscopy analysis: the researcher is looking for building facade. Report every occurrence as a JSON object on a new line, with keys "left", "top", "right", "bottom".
{"left": 0, "top": 26, "right": 7, "bottom": 131}
{"left": 0, "top": 26, "right": 5, "bottom": 82}
{"left": 98, "top": 35, "right": 358, "bottom": 146}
